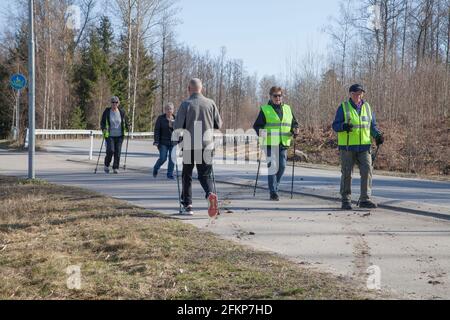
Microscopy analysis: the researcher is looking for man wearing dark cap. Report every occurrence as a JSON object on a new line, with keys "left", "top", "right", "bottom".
{"left": 332, "top": 84, "right": 384, "bottom": 210}
{"left": 100, "top": 96, "right": 129, "bottom": 174}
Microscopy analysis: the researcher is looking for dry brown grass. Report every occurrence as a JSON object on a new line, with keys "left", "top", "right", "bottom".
{"left": 0, "top": 176, "right": 383, "bottom": 300}
{"left": 291, "top": 121, "right": 450, "bottom": 179}
{"left": 0, "top": 140, "right": 44, "bottom": 152}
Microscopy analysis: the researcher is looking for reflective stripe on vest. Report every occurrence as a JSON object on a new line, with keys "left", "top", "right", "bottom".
{"left": 261, "top": 104, "right": 293, "bottom": 147}
{"left": 338, "top": 101, "right": 372, "bottom": 147}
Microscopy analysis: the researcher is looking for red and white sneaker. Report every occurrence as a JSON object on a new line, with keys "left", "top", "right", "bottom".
{"left": 207, "top": 193, "right": 219, "bottom": 218}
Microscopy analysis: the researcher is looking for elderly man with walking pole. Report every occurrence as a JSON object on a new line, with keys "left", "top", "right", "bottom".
{"left": 173, "top": 78, "right": 223, "bottom": 217}
{"left": 332, "top": 84, "right": 384, "bottom": 210}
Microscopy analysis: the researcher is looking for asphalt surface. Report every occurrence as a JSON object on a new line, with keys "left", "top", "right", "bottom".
{"left": 1, "top": 139, "right": 450, "bottom": 299}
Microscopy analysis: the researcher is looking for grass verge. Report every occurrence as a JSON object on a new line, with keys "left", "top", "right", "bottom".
{"left": 0, "top": 140, "right": 23, "bottom": 150}
{"left": 0, "top": 175, "right": 383, "bottom": 300}
{"left": 0, "top": 140, "right": 43, "bottom": 151}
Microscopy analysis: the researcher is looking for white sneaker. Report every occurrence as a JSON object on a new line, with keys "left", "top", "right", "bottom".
{"left": 181, "top": 206, "right": 194, "bottom": 216}
{"left": 113, "top": 169, "right": 119, "bottom": 174}
{"left": 104, "top": 166, "right": 110, "bottom": 174}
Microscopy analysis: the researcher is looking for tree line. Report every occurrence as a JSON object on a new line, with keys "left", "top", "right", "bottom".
{"left": 0, "top": 0, "right": 449, "bottom": 175}
{"left": 283, "top": 0, "right": 450, "bottom": 175}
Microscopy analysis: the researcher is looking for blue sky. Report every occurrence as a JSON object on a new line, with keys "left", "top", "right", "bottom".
{"left": 0, "top": 0, "right": 341, "bottom": 77}
{"left": 174, "top": 0, "right": 341, "bottom": 77}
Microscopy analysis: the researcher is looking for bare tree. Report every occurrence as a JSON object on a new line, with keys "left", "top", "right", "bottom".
{"left": 323, "top": 0, "right": 356, "bottom": 81}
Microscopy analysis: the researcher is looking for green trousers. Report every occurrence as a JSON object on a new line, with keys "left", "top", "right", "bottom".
{"left": 340, "top": 150, "right": 372, "bottom": 203}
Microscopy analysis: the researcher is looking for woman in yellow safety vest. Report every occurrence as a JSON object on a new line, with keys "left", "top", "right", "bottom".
{"left": 253, "top": 86, "right": 300, "bottom": 201}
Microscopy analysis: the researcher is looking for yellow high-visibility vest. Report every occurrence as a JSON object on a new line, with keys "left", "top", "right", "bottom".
{"left": 338, "top": 101, "right": 372, "bottom": 147}
{"left": 261, "top": 104, "right": 293, "bottom": 147}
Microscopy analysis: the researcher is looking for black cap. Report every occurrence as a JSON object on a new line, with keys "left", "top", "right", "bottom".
{"left": 349, "top": 84, "right": 365, "bottom": 93}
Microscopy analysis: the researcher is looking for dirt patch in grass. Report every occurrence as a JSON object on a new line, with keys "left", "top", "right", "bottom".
{"left": 0, "top": 175, "right": 387, "bottom": 300}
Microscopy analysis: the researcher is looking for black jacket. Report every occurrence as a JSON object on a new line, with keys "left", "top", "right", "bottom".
{"left": 100, "top": 107, "right": 129, "bottom": 137}
{"left": 154, "top": 114, "right": 175, "bottom": 146}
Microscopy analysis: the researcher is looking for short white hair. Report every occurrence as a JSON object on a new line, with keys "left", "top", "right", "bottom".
{"left": 165, "top": 102, "right": 174, "bottom": 111}
{"left": 189, "top": 78, "right": 203, "bottom": 91}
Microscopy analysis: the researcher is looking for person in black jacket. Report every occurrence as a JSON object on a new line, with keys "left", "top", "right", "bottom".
{"left": 153, "top": 103, "right": 176, "bottom": 179}
{"left": 100, "top": 96, "right": 129, "bottom": 174}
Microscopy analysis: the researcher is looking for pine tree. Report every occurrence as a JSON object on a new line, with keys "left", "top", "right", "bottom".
{"left": 0, "top": 23, "right": 29, "bottom": 139}
{"left": 133, "top": 43, "right": 157, "bottom": 132}
{"left": 0, "top": 63, "right": 11, "bottom": 138}
{"left": 110, "top": 34, "right": 129, "bottom": 112}
{"left": 72, "top": 28, "right": 111, "bottom": 129}
{"left": 68, "top": 106, "right": 87, "bottom": 129}
{"left": 97, "top": 16, "right": 114, "bottom": 57}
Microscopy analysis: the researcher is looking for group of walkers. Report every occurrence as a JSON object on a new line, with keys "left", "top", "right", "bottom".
{"left": 99, "top": 78, "right": 385, "bottom": 217}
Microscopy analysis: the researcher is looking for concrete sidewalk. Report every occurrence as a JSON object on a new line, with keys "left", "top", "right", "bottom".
{"left": 1, "top": 140, "right": 450, "bottom": 299}
{"left": 38, "top": 138, "right": 450, "bottom": 217}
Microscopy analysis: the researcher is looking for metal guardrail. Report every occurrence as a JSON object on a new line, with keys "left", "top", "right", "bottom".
{"left": 35, "top": 129, "right": 154, "bottom": 138}
{"left": 34, "top": 129, "right": 260, "bottom": 161}
{"left": 34, "top": 129, "right": 258, "bottom": 141}
{"left": 35, "top": 130, "right": 154, "bottom": 160}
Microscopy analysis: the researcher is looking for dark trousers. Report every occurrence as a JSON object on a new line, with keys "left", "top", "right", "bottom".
{"left": 181, "top": 149, "right": 214, "bottom": 207}
{"left": 104, "top": 136, "right": 124, "bottom": 169}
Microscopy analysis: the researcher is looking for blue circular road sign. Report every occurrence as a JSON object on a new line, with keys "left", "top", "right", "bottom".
{"left": 10, "top": 74, "right": 27, "bottom": 90}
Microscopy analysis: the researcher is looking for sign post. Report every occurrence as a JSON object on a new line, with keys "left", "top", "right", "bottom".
{"left": 28, "top": 0, "right": 36, "bottom": 180}
{"left": 9, "top": 74, "right": 27, "bottom": 141}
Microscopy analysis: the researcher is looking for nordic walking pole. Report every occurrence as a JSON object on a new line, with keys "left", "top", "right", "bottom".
{"left": 175, "top": 155, "right": 183, "bottom": 214}
{"left": 253, "top": 145, "right": 262, "bottom": 197}
{"left": 94, "top": 137, "right": 105, "bottom": 174}
{"left": 123, "top": 132, "right": 130, "bottom": 171}
{"left": 211, "top": 149, "right": 219, "bottom": 198}
{"left": 372, "top": 145, "right": 381, "bottom": 165}
{"left": 291, "top": 136, "right": 297, "bottom": 199}
{"left": 212, "top": 163, "right": 218, "bottom": 196}
{"left": 211, "top": 162, "right": 221, "bottom": 215}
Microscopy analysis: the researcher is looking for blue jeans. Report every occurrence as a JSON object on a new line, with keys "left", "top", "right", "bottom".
{"left": 266, "top": 146, "right": 288, "bottom": 194}
{"left": 154, "top": 144, "right": 174, "bottom": 177}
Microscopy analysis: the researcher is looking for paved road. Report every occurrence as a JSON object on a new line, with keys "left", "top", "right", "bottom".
{"left": 1, "top": 139, "right": 450, "bottom": 299}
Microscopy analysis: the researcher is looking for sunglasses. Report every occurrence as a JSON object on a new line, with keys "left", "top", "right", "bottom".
{"left": 112, "top": 101, "right": 119, "bottom": 104}
{"left": 272, "top": 94, "right": 282, "bottom": 98}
